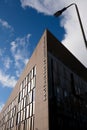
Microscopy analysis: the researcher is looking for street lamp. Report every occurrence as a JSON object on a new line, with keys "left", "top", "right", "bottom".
{"left": 54, "top": 3, "right": 87, "bottom": 48}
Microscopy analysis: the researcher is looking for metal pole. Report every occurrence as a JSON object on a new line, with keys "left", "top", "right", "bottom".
{"left": 74, "top": 4, "right": 87, "bottom": 48}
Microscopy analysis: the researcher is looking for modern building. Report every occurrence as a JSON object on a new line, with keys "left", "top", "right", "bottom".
{"left": 0, "top": 29, "right": 87, "bottom": 130}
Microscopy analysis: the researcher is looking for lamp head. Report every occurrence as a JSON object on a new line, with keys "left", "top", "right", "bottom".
{"left": 54, "top": 7, "right": 67, "bottom": 17}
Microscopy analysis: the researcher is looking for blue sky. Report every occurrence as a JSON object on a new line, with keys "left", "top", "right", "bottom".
{"left": 0, "top": 0, "right": 87, "bottom": 111}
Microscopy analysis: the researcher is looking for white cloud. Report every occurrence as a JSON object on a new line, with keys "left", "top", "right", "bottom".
{"left": 20, "top": 0, "right": 64, "bottom": 15}
{"left": 3, "top": 57, "right": 12, "bottom": 69}
{"left": 0, "top": 18, "right": 13, "bottom": 31}
{"left": 0, "top": 102, "right": 4, "bottom": 112}
{"left": 0, "top": 69, "right": 17, "bottom": 88}
{"left": 10, "top": 34, "right": 31, "bottom": 77}
{"left": 20, "top": 0, "right": 87, "bottom": 67}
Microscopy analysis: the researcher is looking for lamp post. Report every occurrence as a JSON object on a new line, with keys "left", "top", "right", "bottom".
{"left": 54, "top": 3, "right": 87, "bottom": 48}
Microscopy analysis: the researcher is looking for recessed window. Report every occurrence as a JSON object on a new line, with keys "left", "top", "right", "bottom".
{"left": 18, "top": 102, "right": 21, "bottom": 112}
{"left": 21, "top": 99, "right": 23, "bottom": 110}
{"left": 29, "top": 91, "right": 32, "bottom": 103}
{"left": 31, "top": 69, "right": 33, "bottom": 79}
{"left": 26, "top": 95, "right": 30, "bottom": 105}
{"left": 20, "top": 91, "right": 23, "bottom": 101}
{"left": 17, "top": 112, "right": 20, "bottom": 124}
{"left": 11, "top": 117, "right": 14, "bottom": 128}
{"left": 20, "top": 83, "right": 22, "bottom": 92}
{"left": 31, "top": 77, "right": 35, "bottom": 90}
{"left": 30, "top": 103, "right": 32, "bottom": 117}
{"left": 33, "top": 88, "right": 35, "bottom": 102}
{"left": 23, "top": 108, "right": 26, "bottom": 121}
{"left": 28, "top": 82, "right": 31, "bottom": 93}
{"left": 23, "top": 88, "right": 25, "bottom": 98}
{"left": 10, "top": 110, "right": 12, "bottom": 118}
{"left": 33, "top": 102, "right": 35, "bottom": 115}
{"left": 12, "top": 106, "right": 16, "bottom": 116}
{"left": 26, "top": 105, "right": 29, "bottom": 119}
{"left": 24, "top": 85, "right": 27, "bottom": 95}
{"left": 22, "top": 80, "right": 24, "bottom": 88}
{"left": 21, "top": 110, "right": 23, "bottom": 122}
{"left": 29, "top": 118, "right": 31, "bottom": 130}
{"left": 24, "top": 97, "right": 26, "bottom": 108}
{"left": 34, "top": 66, "right": 36, "bottom": 76}
{"left": 31, "top": 116, "right": 34, "bottom": 130}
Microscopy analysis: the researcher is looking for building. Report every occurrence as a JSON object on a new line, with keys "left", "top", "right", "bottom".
{"left": 0, "top": 29, "right": 87, "bottom": 130}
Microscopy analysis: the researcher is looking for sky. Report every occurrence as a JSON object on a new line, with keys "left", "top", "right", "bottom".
{"left": 0, "top": 0, "right": 87, "bottom": 111}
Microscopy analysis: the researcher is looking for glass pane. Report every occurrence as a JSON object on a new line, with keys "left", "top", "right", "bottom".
{"left": 18, "top": 102, "right": 20, "bottom": 112}
{"left": 26, "top": 77, "right": 28, "bottom": 85}
{"left": 24, "top": 97, "right": 26, "bottom": 108}
{"left": 29, "top": 118, "right": 31, "bottom": 130}
{"left": 22, "top": 80, "right": 24, "bottom": 88}
{"left": 11, "top": 117, "right": 14, "bottom": 128}
{"left": 30, "top": 103, "right": 32, "bottom": 117}
{"left": 21, "top": 110, "right": 23, "bottom": 122}
{"left": 23, "top": 88, "right": 25, "bottom": 98}
{"left": 31, "top": 69, "right": 33, "bottom": 79}
{"left": 29, "top": 73, "right": 31, "bottom": 82}
{"left": 34, "top": 66, "right": 36, "bottom": 76}
{"left": 21, "top": 99, "right": 23, "bottom": 110}
{"left": 31, "top": 77, "right": 35, "bottom": 90}
{"left": 28, "top": 82, "right": 31, "bottom": 93}
{"left": 27, "top": 95, "right": 30, "bottom": 105}
{"left": 23, "top": 108, "right": 26, "bottom": 120}
{"left": 29, "top": 91, "right": 32, "bottom": 103}
{"left": 33, "top": 88, "right": 35, "bottom": 102}
{"left": 17, "top": 112, "right": 20, "bottom": 124}
{"left": 33, "top": 102, "right": 35, "bottom": 115}
{"left": 20, "top": 83, "right": 22, "bottom": 91}
{"left": 20, "top": 91, "right": 22, "bottom": 101}
{"left": 26, "top": 105, "right": 29, "bottom": 119}
{"left": 25, "top": 86, "right": 27, "bottom": 95}
{"left": 31, "top": 117, "right": 34, "bottom": 130}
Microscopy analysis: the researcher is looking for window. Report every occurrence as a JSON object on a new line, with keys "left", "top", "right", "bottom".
{"left": 33, "top": 88, "right": 35, "bottom": 102}
{"left": 31, "top": 69, "right": 33, "bottom": 79}
{"left": 29, "top": 91, "right": 32, "bottom": 103}
{"left": 18, "top": 102, "right": 21, "bottom": 112}
{"left": 30, "top": 103, "right": 32, "bottom": 117}
{"left": 21, "top": 110, "right": 23, "bottom": 122}
{"left": 12, "top": 106, "right": 16, "bottom": 116}
{"left": 63, "top": 90, "right": 68, "bottom": 97}
{"left": 75, "top": 84, "right": 80, "bottom": 95}
{"left": 22, "top": 80, "right": 24, "bottom": 88}
{"left": 26, "top": 105, "right": 29, "bottom": 119}
{"left": 24, "top": 97, "right": 26, "bottom": 108}
{"left": 17, "top": 112, "right": 20, "bottom": 124}
{"left": 25, "top": 85, "right": 27, "bottom": 95}
{"left": 20, "top": 91, "right": 22, "bottom": 101}
{"left": 26, "top": 95, "right": 30, "bottom": 105}
{"left": 33, "top": 102, "right": 35, "bottom": 115}
{"left": 23, "top": 88, "right": 25, "bottom": 98}
{"left": 34, "top": 66, "right": 36, "bottom": 76}
{"left": 11, "top": 117, "right": 14, "bottom": 128}
{"left": 26, "top": 77, "right": 28, "bottom": 85}
{"left": 24, "top": 79, "right": 26, "bottom": 87}
{"left": 20, "top": 83, "right": 22, "bottom": 92}
{"left": 28, "top": 82, "right": 31, "bottom": 93}
{"left": 21, "top": 99, "right": 23, "bottom": 110}
{"left": 10, "top": 110, "right": 12, "bottom": 118}
{"left": 29, "top": 118, "right": 31, "bottom": 130}
{"left": 31, "top": 77, "right": 35, "bottom": 90}
{"left": 23, "top": 108, "right": 26, "bottom": 121}
{"left": 31, "top": 116, "right": 34, "bottom": 130}
{"left": 28, "top": 73, "right": 31, "bottom": 82}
